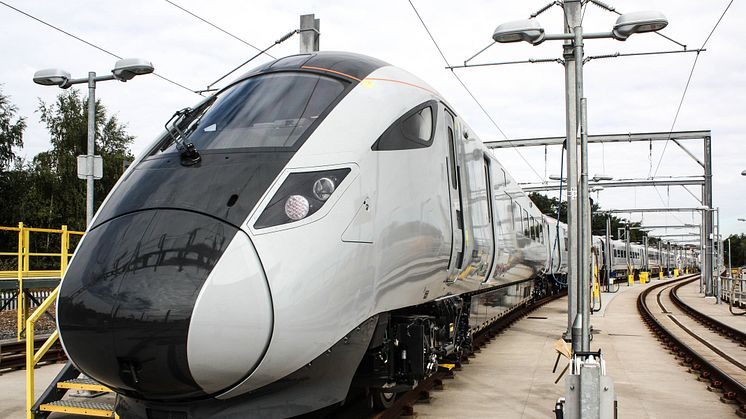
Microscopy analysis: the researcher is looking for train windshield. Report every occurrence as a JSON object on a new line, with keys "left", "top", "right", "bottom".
{"left": 158, "top": 72, "right": 346, "bottom": 152}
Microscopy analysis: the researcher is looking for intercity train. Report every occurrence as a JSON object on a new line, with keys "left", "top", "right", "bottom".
{"left": 54, "top": 51, "right": 693, "bottom": 418}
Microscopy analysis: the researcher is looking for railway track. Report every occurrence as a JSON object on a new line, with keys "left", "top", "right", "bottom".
{"left": 0, "top": 335, "right": 66, "bottom": 372}
{"left": 322, "top": 290, "right": 567, "bottom": 419}
{"left": 638, "top": 274, "right": 746, "bottom": 417}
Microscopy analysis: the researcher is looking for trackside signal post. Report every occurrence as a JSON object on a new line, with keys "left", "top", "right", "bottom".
{"left": 491, "top": 1, "right": 669, "bottom": 417}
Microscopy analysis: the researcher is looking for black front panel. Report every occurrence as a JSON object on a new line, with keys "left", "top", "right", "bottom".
{"left": 58, "top": 210, "right": 237, "bottom": 400}
{"left": 93, "top": 151, "right": 294, "bottom": 229}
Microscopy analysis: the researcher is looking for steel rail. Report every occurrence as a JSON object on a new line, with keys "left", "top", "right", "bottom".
{"left": 670, "top": 278, "right": 746, "bottom": 346}
{"left": 638, "top": 276, "right": 746, "bottom": 415}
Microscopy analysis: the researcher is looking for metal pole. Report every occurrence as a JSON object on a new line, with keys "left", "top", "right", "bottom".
{"left": 86, "top": 72, "right": 96, "bottom": 228}
{"left": 728, "top": 238, "right": 732, "bottom": 278}
{"left": 704, "top": 136, "right": 713, "bottom": 295}
{"left": 668, "top": 241, "right": 672, "bottom": 276}
{"left": 700, "top": 206, "right": 705, "bottom": 292}
{"left": 299, "top": 14, "right": 320, "bottom": 53}
{"left": 626, "top": 224, "right": 631, "bottom": 279}
{"left": 563, "top": 1, "right": 581, "bottom": 343}
{"left": 605, "top": 215, "right": 611, "bottom": 291}
{"left": 716, "top": 208, "right": 721, "bottom": 303}
{"left": 580, "top": 97, "right": 591, "bottom": 352}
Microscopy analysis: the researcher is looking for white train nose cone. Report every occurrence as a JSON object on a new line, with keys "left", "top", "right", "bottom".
{"left": 187, "top": 231, "right": 273, "bottom": 394}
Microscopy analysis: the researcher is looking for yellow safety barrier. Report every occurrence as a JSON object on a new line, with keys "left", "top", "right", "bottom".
{"left": 674, "top": 268, "right": 679, "bottom": 278}
{"left": 659, "top": 271, "right": 663, "bottom": 280}
{"left": 640, "top": 272, "right": 649, "bottom": 284}
{"left": 25, "top": 286, "right": 60, "bottom": 419}
{"left": 628, "top": 274, "right": 634, "bottom": 286}
{"left": 0, "top": 224, "right": 84, "bottom": 340}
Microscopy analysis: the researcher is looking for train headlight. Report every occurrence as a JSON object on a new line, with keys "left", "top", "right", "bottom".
{"left": 284, "top": 195, "right": 310, "bottom": 220}
{"left": 254, "top": 168, "right": 351, "bottom": 229}
{"left": 312, "top": 177, "right": 336, "bottom": 201}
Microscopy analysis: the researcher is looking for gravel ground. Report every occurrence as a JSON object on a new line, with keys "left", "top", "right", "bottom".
{"left": 0, "top": 307, "right": 57, "bottom": 340}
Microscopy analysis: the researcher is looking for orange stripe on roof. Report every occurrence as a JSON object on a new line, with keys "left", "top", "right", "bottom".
{"left": 364, "top": 77, "right": 439, "bottom": 96}
{"left": 301, "top": 66, "right": 362, "bottom": 82}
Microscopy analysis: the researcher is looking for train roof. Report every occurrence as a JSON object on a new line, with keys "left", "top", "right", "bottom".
{"left": 242, "top": 51, "right": 390, "bottom": 83}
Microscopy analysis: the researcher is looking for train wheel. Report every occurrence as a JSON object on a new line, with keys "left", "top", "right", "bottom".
{"left": 370, "top": 390, "right": 396, "bottom": 410}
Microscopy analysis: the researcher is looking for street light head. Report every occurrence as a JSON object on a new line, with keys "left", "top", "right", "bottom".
{"left": 493, "top": 19, "right": 545, "bottom": 45}
{"left": 33, "top": 68, "right": 71, "bottom": 87}
{"left": 741, "top": 169, "right": 746, "bottom": 176}
{"left": 112, "top": 58, "right": 154, "bottom": 81}
{"left": 738, "top": 218, "right": 746, "bottom": 222}
{"left": 548, "top": 174, "right": 565, "bottom": 181}
{"left": 613, "top": 11, "right": 668, "bottom": 40}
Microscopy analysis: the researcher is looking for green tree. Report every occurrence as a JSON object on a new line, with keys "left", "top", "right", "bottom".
{"left": 724, "top": 234, "right": 746, "bottom": 268}
{"left": 0, "top": 86, "right": 26, "bottom": 170}
{"left": 34, "top": 89, "right": 134, "bottom": 231}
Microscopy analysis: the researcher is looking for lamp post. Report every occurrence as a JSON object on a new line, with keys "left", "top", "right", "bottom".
{"left": 493, "top": 6, "right": 668, "bottom": 354}
{"left": 33, "top": 58, "right": 154, "bottom": 228}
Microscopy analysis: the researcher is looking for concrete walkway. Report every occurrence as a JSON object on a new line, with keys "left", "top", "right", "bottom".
{"left": 416, "top": 280, "right": 736, "bottom": 418}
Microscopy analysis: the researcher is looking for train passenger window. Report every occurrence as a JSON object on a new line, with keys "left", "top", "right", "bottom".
{"left": 372, "top": 101, "right": 438, "bottom": 150}
{"left": 523, "top": 209, "right": 530, "bottom": 237}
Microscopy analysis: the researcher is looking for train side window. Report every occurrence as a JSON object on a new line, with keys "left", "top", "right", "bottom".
{"left": 523, "top": 209, "right": 529, "bottom": 237}
{"left": 501, "top": 168, "right": 507, "bottom": 186}
{"left": 372, "top": 101, "right": 437, "bottom": 150}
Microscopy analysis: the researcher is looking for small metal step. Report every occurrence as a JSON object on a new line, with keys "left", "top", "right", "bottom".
{"left": 39, "top": 400, "right": 115, "bottom": 417}
{"left": 57, "top": 377, "right": 112, "bottom": 393}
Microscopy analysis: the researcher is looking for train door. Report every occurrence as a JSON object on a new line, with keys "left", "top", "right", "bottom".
{"left": 444, "top": 108, "right": 464, "bottom": 282}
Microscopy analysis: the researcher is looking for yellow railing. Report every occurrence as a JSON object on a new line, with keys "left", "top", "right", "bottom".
{"left": 26, "top": 286, "right": 60, "bottom": 419}
{"left": 0, "top": 223, "right": 84, "bottom": 341}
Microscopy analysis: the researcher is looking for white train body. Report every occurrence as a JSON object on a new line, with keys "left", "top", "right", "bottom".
{"left": 56, "top": 52, "right": 693, "bottom": 418}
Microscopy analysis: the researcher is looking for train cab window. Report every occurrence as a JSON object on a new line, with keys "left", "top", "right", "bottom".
{"left": 372, "top": 101, "right": 437, "bottom": 150}
{"left": 155, "top": 72, "right": 346, "bottom": 153}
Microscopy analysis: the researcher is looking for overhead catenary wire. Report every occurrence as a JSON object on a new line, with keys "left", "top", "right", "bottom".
{"left": 407, "top": 0, "right": 546, "bottom": 183}
{"left": 164, "top": 0, "right": 275, "bottom": 60}
{"left": 651, "top": 0, "right": 734, "bottom": 179}
{"left": 0, "top": 0, "right": 198, "bottom": 95}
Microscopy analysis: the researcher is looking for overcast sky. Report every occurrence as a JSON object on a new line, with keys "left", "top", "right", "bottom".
{"left": 1, "top": 0, "right": 743, "bottom": 240}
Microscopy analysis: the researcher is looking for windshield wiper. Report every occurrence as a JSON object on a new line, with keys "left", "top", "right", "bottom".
{"left": 163, "top": 96, "right": 217, "bottom": 166}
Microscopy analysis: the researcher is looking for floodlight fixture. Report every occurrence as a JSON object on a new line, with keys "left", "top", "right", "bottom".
{"left": 738, "top": 218, "right": 746, "bottom": 222}
{"left": 741, "top": 169, "right": 746, "bottom": 176}
{"left": 493, "top": 19, "right": 546, "bottom": 45}
{"left": 549, "top": 174, "right": 565, "bottom": 181}
{"left": 112, "top": 58, "right": 154, "bottom": 81}
{"left": 33, "top": 68, "right": 71, "bottom": 87}
{"left": 612, "top": 11, "right": 669, "bottom": 40}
